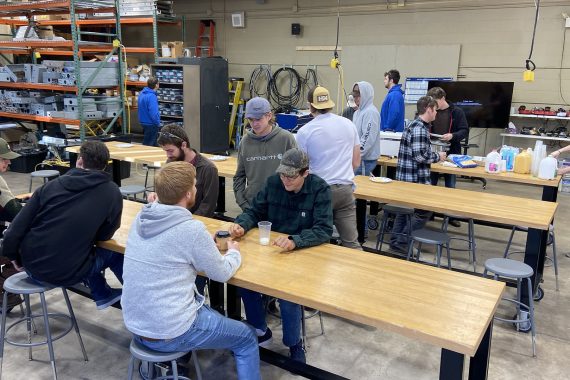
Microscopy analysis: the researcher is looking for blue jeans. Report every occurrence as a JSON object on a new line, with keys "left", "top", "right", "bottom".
{"left": 84, "top": 247, "right": 124, "bottom": 302}
{"left": 239, "top": 288, "right": 301, "bottom": 347}
{"left": 137, "top": 305, "right": 260, "bottom": 380}
{"left": 142, "top": 124, "right": 160, "bottom": 146}
{"left": 26, "top": 247, "right": 123, "bottom": 303}
{"left": 354, "top": 159, "right": 378, "bottom": 176}
{"left": 430, "top": 172, "right": 457, "bottom": 188}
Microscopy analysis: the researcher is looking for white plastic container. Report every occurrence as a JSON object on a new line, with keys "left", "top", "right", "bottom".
{"left": 485, "top": 151, "right": 502, "bottom": 173}
{"left": 538, "top": 156, "right": 558, "bottom": 180}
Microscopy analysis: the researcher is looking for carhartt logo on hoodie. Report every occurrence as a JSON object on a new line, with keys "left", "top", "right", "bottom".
{"left": 246, "top": 153, "right": 283, "bottom": 162}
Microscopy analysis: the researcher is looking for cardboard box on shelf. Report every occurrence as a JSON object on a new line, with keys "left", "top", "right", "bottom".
{"left": 161, "top": 41, "right": 184, "bottom": 58}
{"left": 37, "top": 25, "right": 54, "bottom": 40}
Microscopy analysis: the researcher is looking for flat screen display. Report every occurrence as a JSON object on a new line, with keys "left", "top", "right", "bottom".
{"left": 427, "top": 81, "right": 514, "bottom": 129}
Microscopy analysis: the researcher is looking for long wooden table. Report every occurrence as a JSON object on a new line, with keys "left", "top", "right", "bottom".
{"left": 377, "top": 156, "right": 562, "bottom": 202}
{"left": 353, "top": 175, "right": 558, "bottom": 307}
{"left": 102, "top": 200, "right": 505, "bottom": 380}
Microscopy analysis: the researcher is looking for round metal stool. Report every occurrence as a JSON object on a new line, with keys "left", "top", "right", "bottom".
{"left": 127, "top": 339, "right": 201, "bottom": 380}
{"left": 0, "top": 272, "right": 88, "bottom": 380}
{"left": 120, "top": 185, "right": 147, "bottom": 201}
{"left": 442, "top": 214, "right": 477, "bottom": 271}
{"left": 376, "top": 204, "right": 414, "bottom": 253}
{"left": 407, "top": 228, "right": 452, "bottom": 269}
{"left": 484, "top": 258, "right": 536, "bottom": 357}
{"left": 29, "top": 170, "right": 60, "bottom": 192}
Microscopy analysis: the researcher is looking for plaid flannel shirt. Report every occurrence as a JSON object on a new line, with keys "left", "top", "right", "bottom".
{"left": 395, "top": 118, "right": 440, "bottom": 184}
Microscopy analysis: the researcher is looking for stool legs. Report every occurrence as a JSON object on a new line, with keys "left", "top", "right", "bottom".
{"left": 192, "top": 351, "right": 203, "bottom": 380}
{"left": 0, "top": 292, "right": 9, "bottom": 380}
{"left": 526, "top": 277, "right": 536, "bottom": 357}
{"left": 61, "top": 289, "right": 88, "bottom": 362}
{"left": 127, "top": 355, "right": 135, "bottom": 380}
{"left": 24, "top": 295, "right": 33, "bottom": 360}
{"left": 39, "top": 292, "right": 57, "bottom": 380}
{"left": 549, "top": 231, "right": 559, "bottom": 291}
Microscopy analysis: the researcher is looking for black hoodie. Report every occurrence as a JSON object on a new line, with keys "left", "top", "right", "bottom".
{"left": 1, "top": 168, "right": 123, "bottom": 286}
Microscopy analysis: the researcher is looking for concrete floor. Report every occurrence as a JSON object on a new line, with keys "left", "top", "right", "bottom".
{"left": 1, "top": 164, "right": 569, "bottom": 379}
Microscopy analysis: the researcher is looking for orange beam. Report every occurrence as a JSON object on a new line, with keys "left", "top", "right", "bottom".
{"left": 0, "top": 82, "right": 77, "bottom": 92}
{"left": 126, "top": 81, "right": 147, "bottom": 87}
{"left": 0, "top": 111, "right": 80, "bottom": 126}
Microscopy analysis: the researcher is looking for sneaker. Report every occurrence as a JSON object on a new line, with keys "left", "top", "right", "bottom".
{"left": 95, "top": 288, "right": 122, "bottom": 310}
{"left": 448, "top": 220, "right": 461, "bottom": 228}
{"left": 289, "top": 341, "right": 306, "bottom": 363}
{"left": 257, "top": 328, "right": 273, "bottom": 348}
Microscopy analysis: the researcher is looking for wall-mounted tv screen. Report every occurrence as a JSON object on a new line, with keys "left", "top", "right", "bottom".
{"left": 427, "top": 81, "right": 514, "bottom": 129}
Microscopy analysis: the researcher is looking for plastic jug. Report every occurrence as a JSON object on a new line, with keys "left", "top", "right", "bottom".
{"left": 500, "top": 145, "right": 518, "bottom": 172}
{"left": 538, "top": 156, "right": 558, "bottom": 180}
{"left": 514, "top": 149, "right": 532, "bottom": 174}
{"left": 531, "top": 141, "right": 545, "bottom": 177}
{"left": 485, "top": 150, "right": 502, "bottom": 173}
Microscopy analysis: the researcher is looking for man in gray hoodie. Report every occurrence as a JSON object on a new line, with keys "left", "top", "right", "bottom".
{"left": 352, "top": 81, "right": 381, "bottom": 175}
{"left": 122, "top": 161, "right": 260, "bottom": 380}
{"left": 233, "top": 97, "right": 297, "bottom": 211}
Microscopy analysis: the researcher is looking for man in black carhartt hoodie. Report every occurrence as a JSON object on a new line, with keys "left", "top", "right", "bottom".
{"left": 2, "top": 141, "right": 124, "bottom": 310}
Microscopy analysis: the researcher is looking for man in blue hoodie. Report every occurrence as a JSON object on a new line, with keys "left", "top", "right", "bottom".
{"left": 138, "top": 76, "right": 161, "bottom": 146}
{"left": 352, "top": 81, "right": 380, "bottom": 175}
{"left": 2, "top": 141, "right": 124, "bottom": 310}
{"left": 380, "top": 69, "right": 405, "bottom": 132}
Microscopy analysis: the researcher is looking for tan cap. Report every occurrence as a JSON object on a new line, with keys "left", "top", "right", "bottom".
{"left": 310, "top": 86, "right": 335, "bottom": 110}
{"left": 0, "top": 138, "right": 20, "bottom": 160}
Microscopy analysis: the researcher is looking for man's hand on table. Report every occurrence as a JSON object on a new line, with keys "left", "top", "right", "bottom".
{"left": 440, "top": 133, "right": 453, "bottom": 142}
{"left": 227, "top": 240, "right": 239, "bottom": 251}
{"left": 438, "top": 151, "right": 447, "bottom": 162}
{"left": 229, "top": 223, "right": 245, "bottom": 238}
{"left": 273, "top": 236, "right": 296, "bottom": 251}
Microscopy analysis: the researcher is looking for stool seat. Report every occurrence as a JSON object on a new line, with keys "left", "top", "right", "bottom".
{"left": 411, "top": 229, "right": 450, "bottom": 245}
{"left": 120, "top": 185, "right": 146, "bottom": 196}
{"left": 30, "top": 170, "right": 60, "bottom": 178}
{"left": 130, "top": 339, "right": 186, "bottom": 363}
{"left": 382, "top": 204, "right": 414, "bottom": 215}
{"left": 3, "top": 272, "right": 54, "bottom": 295}
{"left": 485, "top": 258, "right": 533, "bottom": 279}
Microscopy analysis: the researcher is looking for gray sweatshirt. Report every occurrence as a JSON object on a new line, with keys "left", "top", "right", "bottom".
{"left": 233, "top": 125, "right": 296, "bottom": 210}
{"left": 353, "top": 81, "right": 381, "bottom": 161}
{"left": 121, "top": 202, "right": 241, "bottom": 339}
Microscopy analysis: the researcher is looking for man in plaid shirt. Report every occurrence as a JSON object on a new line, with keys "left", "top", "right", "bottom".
{"left": 390, "top": 96, "right": 446, "bottom": 253}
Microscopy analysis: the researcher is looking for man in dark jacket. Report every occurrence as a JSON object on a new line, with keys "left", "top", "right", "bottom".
{"left": 229, "top": 148, "right": 333, "bottom": 364}
{"left": 426, "top": 86, "right": 469, "bottom": 189}
{"left": 2, "top": 141, "right": 124, "bottom": 310}
{"left": 138, "top": 76, "right": 161, "bottom": 146}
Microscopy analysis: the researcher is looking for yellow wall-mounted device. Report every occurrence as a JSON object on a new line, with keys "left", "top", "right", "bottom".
{"left": 523, "top": 70, "right": 535, "bottom": 82}
{"left": 330, "top": 57, "right": 339, "bottom": 69}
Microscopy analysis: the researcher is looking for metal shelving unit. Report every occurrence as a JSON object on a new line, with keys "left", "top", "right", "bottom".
{"left": 0, "top": 0, "right": 127, "bottom": 140}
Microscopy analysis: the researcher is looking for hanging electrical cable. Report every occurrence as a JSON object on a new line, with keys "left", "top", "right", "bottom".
{"left": 269, "top": 66, "right": 303, "bottom": 113}
{"left": 249, "top": 65, "right": 272, "bottom": 99}
{"left": 523, "top": 0, "right": 540, "bottom": 82}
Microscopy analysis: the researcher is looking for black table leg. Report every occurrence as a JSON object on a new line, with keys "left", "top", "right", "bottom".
{"left": 208, "top": 280, "right": 225, "bottom": 315}
{"left": 386, "top": 166, "right": 396, "bottom": 180}
{"left": 440, "top": 348, "right": 464, "bottom": 380}
{"left": 112, "top": 159, "right": 122, "bottom": 187}
{"left": 356, "top": 199, "right": 367, "bottom": 244}
{"left": 542, "top": 185, "right": 558, "bottom": 202}
{"left": 522, "top": 227, "right": 547, "bottom": 305}
{"left": 226, "top": 284, "right": 241, "bottom": 320}
{"left": 468, "top": 321, "right": 492, "bottom": 380}
{"left": 215, "top": 177, "right": 226, "bottom": 215}
{"left": 369, "top": 165, "right": 381, "bottom": 216}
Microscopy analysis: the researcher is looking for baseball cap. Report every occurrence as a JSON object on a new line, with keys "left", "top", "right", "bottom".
{"left": 310, "top": 86, "right": 335, "bottom": 109}
{"left": 245, "top": 97, "right": 271, "bottom": 119}
{"left": 0, "top": 138, "right": 20, "bottom": 160}
{"left": 276, "top": 148, "right": 309, "bottom": 177}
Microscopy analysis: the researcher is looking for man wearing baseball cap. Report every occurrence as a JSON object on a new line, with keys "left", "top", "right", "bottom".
{"left": 296, "top": 86, "right": 362, "bottom": 249}
{"left": 229, "top": 148, "right": 333, "bottom": 363}
{"left": 233, "top": 97, "right": 296, "bottom": 211}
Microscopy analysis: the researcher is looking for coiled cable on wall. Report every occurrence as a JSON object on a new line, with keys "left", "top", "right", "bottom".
{"left": 269, "top": 67, "right": 303, "bottom": 112}
{"left": 249, "top": 65, "right": 272, "bottom": 99}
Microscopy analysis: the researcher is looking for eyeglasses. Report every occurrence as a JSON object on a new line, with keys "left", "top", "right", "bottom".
{"left": 279, "top": 172, "right": 300, "bottom": 180}
{"left": 157, "top": 131, "right": 183, "bottom": 141}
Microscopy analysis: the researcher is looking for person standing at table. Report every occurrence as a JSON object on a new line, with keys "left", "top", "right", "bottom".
{"left": 352, "top": 81, "right": 380, "bottom": 176}
{"left": 551, "top": 146, "right": 570, "bottom": 175}
{"left": 2, "top": 141, "right": 124, "bottom": 310}
{"left": 380, "top": 69, "right": 405, "bottom": 132}
{"left": 122, "top": 161, "right": 260, "bottom": 380}
{"left": 138, "top": 76, "right": 161, "bottom": 146}
{"left": 234, "top": 97, "right": 296, "bottom": 211}
{"left": 296, "top": 85, "right": 361, "bottom": 250}
{"left": 390, "top": 96, "right": 447, "bottom": 253}
{"left": 229, "top": 148, "right": 333, "bottom": 363}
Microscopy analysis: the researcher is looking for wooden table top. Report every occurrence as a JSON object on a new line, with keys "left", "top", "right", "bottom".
{"left": 377, "top": 156, "right": 562, "bottom": 187}
{"left": 354, "top": 176, "right": 557, "bottom": 230}
{"left": 66, "top": 141, "right": 164, "bottom": 156}
{"left": 134, "top": 154, "right": 238, "bottom": 178}
{"left": 101, "top": 200, "right": 505, "bottom": 357}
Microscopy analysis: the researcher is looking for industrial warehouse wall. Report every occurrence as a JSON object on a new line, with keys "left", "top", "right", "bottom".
{"left": 146, "top": 0, "right": 570, "bottom": 152}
